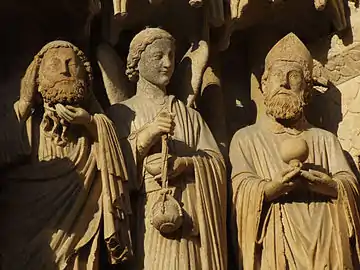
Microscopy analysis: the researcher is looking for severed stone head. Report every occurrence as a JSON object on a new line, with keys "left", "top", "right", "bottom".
{"left": 34, "top": 41, "right": 93, "bottom": 107}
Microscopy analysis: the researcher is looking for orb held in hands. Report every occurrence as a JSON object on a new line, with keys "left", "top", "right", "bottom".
{"left": 280, "top": 138, "right": 309, "bottom": 167}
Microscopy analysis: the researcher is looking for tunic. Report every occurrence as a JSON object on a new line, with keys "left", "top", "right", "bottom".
{"left": 108, "top": 93, "right": 227, "bottom": 270}
{"left": 0, "top": 101, "right": 132, "bottom": 270}
{"left": 230, "top": 116, "right": 360, "bottom": 270}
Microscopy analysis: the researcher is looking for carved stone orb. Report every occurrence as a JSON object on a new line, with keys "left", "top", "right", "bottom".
{"left": 280, "top": 138, "right": 309, "bottom": 167}
{"left": 150, "top": 192, "right": 183, "bottom": 234}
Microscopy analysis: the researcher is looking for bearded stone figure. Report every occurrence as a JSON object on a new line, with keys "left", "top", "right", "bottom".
{"left": 107, "top": 28, "right": 227, "bottom": 270}
{"left": 229, "top": 33, "right": 360, "bottom": 269}
{"left": 0, "top": 41, "right": 132, "bottom": 269}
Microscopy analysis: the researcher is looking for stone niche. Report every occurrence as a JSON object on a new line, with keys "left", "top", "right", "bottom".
{"left": 1, "top": 0, "right": 360, "bottom": 269}
{"left": 0, "top": 0, "right": 93, "bottom": 116}
{"left": 222, "top": 0, "right": 360, "bottom": 167}
{"left": 1, "top": 0, "right": 359, "bottom": 153}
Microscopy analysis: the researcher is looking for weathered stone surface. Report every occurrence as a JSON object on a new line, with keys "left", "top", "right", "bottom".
{"left": 1, "top": 0, "right": 360, "bottom": 269}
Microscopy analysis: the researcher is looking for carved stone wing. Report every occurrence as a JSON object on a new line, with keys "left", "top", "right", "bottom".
{"left": 96, "top": 43, "right": 132, "bottom": 105}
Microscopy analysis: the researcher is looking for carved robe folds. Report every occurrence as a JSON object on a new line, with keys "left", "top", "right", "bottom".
{"left": 230, "top": 117, "right": 360, "bottom": 270}
{"left": 108, "top": 94, "right": 227, "bottom": 270}
{"left": 0, "top": 103, "right": 131, "bottom": 270}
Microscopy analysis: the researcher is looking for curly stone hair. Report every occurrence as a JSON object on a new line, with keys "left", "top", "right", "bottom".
{"left": 126, "top": 28, "right": 175, "bottom": 82}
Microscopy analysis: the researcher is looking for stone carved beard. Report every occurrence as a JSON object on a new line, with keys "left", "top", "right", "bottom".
{"left": 39, "top": 78, "right": 87, "bottom": 146}
{"left": 41, "top": 106, "right": 69, "bottom": 146}
{"left": 39, "top": 78, "right": 87, "bottom": 107}
{"left": 264, "top": 88, "right": 305, "bottom": 121}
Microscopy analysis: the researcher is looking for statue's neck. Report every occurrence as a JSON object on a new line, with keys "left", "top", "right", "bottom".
{"left": 276, "top": 116, "right": 303, "bottom": 129}
{"left": 136, "top": 77, "right": 167, "bottom": 100}
{"left": 267, "top": 112, "right": 306, "bottom": 130}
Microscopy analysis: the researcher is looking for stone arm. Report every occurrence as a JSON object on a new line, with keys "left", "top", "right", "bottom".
{"left": 299, "top": 133, "right": 358, "bottom": 199}
{"left": 133, "top": 124, "right": 194, "bottom": 181}
{"left": 0, "top": 51, "right": 43, "bottom": 166}
{"left": 131, "top": 124, "right": 160, "bottom": 161}
{"left": 300, "top": 169, "right": 338, "bottom": 198}
{"left": 84, "top": 115, "right": 98, "bottom": 140}
{"left": 171, "top": 107, "right": 225, "bottom": 178}
{"left": 230, "top": 133, "right": 263, "bottom": 186}
{"left": 53, "top": 104, "right": 99, "bottom": 141}
{"left": 15, "top": 51, "right": 41, "bottom": 121}
{"left": 0, "top": 58, "right": 40, "bottom": 167}
{"left": 0, "top": 51, "right": 38, "bottom": 167}
{"left": 131, "top": 119, "right": 194, "bottom": 179}
{"left": 140, "top": 107, "right": 222, "bottom": 181}
{"left": 230, "top": 132, "right": 301, "bottom": 203}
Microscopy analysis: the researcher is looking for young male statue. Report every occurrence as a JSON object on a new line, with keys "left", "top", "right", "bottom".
{"left": 230, "top": 33, "right": 360, "bottom": 269}
{"left": 0, "top": 41, "right": 132, "bottom": 269}
{"left": 107, "top": 28, "right": 227, "bottom": 270}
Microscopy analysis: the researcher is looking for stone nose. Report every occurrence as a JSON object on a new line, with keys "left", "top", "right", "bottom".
{"left": 59, "top": 61, "right": 71, "bottom": 77}
{"left": 279, "top": 73, "right": 290, "bottom": 89}
{"left": 162, "top": 56, "right": 172, "bottom": 69}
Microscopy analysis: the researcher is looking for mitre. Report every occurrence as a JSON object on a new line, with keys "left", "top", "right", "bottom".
{"left": 265, "top": 33, "right": 313, "bottom": 73}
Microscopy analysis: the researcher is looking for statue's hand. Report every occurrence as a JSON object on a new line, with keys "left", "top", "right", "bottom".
{"left": 168, "top": 156, "right": 193, "bottom": 179}
{"left": 264, "top": 167, "right": 301, "bottom": 202}
{"left": 153, "top": 156, "right": 193, "bottom": 181}
{"left": 17, "top": 58, "right": 39, "bottom": 119}
{"left": 300, "top": 169, "right": 331, "bottom": 183}
{"left": 146, "top": 111, "right": 175, "bottom": 145}
{"left": 17, "top": 99, "right": 33, "bottom": 120}
{"left": 300, "top": 169, "right": 338, "bottom": 197}
{"left": 136, "top": 112, "right": 175, "bottom": 159}
{"left": 55, "top": 104, "right": 98, "bottom": 139}
{"left": 55, "top": 104, "right": 92, "bottom": 126}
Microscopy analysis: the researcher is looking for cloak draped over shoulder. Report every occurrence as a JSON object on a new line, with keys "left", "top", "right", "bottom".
{"left": 230, "top": 117, "right": 360, "bottom": 270}
{"left": 108, "top": 94, "right": 227, "bottom": 270}
{"left": 0, "top": 103, "right": 132, "bottom": 270}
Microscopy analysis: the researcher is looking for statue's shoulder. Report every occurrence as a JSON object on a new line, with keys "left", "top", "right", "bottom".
{"left": 107, "top": 97, "right": 140, "bottom": 133}
{"left": 170, "top": 96, "right": 202, "bottom": 120}
{"left": 108, "top": 96, "right": 139, "bottom": 114}
{"left": 231, "top": 123, "right": 261, "bottom": 143}
{"left": 306, "top": 126, "right": 338, "bottom": 141}
{"left": 119, "top": 96, "right": 139, "bottom": 108}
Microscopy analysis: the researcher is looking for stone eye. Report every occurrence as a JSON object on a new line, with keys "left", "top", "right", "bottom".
{"left": 288, "top": 70, "right": 303, "bottom": 87}
{"left": 153, "top": 53, "right": 162, "bottom": 60}
{"left": 48, "top": 58, "right": 61, "bottom": 71}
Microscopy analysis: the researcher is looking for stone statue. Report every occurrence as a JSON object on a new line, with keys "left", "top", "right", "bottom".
{"left": 0, "top": 41, "right": 132, "bottom": 269}
{"left": 229, "top": 33, "right": 360, "bottom": 269}
{"left": 107, "top": 28, "right": 227, "bottom": 270}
